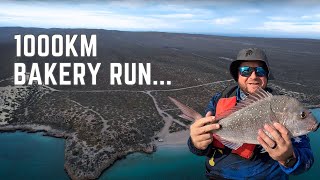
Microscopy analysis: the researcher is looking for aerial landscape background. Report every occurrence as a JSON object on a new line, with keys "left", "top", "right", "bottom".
{"left": 0, "top": 0, "right": 319, "bottom": 179}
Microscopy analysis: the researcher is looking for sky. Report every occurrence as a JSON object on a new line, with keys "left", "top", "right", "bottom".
{"left": 1, "top": 0, "right": 320, "bottom": 39}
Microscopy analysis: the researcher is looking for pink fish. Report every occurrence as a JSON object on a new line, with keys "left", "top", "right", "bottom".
{"left": 169, "top": 87, "right": 319, "bottom": 150}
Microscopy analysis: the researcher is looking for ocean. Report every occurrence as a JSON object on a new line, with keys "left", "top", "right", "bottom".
{"left": 0, "top": 109, "right": 319, "bottom": 179}
{"left": 0, "top": 131, "right": 69, "bottom": 180}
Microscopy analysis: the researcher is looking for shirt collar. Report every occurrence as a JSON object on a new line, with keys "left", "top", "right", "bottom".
{"left": 236, "top": 87, "right": 247, "bottom": 101}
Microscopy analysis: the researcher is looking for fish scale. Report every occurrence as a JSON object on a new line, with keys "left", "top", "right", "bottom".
{"left": 217, "top": 97, "right": 274, "bottom": 144}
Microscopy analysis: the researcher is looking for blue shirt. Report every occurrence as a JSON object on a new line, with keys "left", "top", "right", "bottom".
{"left": 188, "top": 86, "right": 314, "bottom": 179}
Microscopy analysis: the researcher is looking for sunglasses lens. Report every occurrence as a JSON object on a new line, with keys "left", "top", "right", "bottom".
{"left": 255, "top": 67, "right": 267, "bottom": 77}
{"left": 239, "top": 66, "right": 252, "bottom": 77}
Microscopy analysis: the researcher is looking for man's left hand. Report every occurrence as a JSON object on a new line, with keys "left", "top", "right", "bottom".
{"left": 257, "top": 122, "right": 295, "bottom": 166}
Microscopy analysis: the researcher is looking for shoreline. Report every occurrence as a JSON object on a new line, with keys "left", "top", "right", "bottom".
{"left": 154, "top": 129, "right": 190, "bottom": 148}
{"left": 0, "top": 125, "right": 190, "bottom": 150}
{"left": 0, "top": 124, "right": 70, "bottom": 139}
{"left": 0, "top": 124, "right": 190, "bottom": 179}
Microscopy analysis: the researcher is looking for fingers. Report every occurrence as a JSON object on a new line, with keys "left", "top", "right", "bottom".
{"left": 206, "top": 111, "right": 213, "bottom": 117}
{"left": 257, "top": 136, "right": 270, "bottom": 151}
{"left": 197, "top": 123, "right": 220, "bottom": 135}
{"left": 258, "top": 129, "right": 276, "bottom": 149}
{"left": 193, "top": 133, "right": 212, "bottom": 142}
{"left": 258, "top": 123, "right": 290, "bottom": 151}
{"left": 190, "top": 132, "right": 213, "bottom": 150}
{"left": 273, "top": 122, "right": 291, "bottom": 142}
{"left": 197, "top": 139, "right": 213, "bottom": 150}
{"left": 190, "top": 112, "right": 220, "bottom": 150}
{"left": 264, "top": 124, "right": 286, "bottom": 146}
{"left": 258, "top": 124, "right": 295, "bottom": 163}
{"left": 194, "top": 116, "right": 218, "bottom": 128}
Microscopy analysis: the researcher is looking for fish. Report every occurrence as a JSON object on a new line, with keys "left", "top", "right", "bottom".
{"left": 169, "top": 87, "right": 319, "bottom": 150}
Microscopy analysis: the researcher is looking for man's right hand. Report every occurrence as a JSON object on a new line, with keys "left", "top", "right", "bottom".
{"left": 190, "top": 111, "right": 220, "bottom": 150}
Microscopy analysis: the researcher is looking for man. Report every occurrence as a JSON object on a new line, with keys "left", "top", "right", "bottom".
{"left": 188, "top": 48, "right": 314, "bottom": 179}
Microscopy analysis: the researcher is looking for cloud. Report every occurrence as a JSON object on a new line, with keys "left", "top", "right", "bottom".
{"left": 267, "top": 16, "right": 296, "bottom": 21}
{"left": 239, "top": 8, "right": 261, "bottom": 14}
{"left": 268, "top": 14, "right": 320, "bottom": 21}
{"left": 151, "top": 13, "right": 194, "bottom": 19}
{"left": 212, "top": 17, "right": 238, "bottom": 25}
{"left": 251, "top": 21, "right": 320, "bottom": 33}
{"left": 301, "top": 14, "right": 320, "bottom": 19}
{"left": 0, "top": 2, "right": 178, "bottom": 30}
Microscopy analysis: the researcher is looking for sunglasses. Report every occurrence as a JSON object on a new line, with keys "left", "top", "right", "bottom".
{"left": 239, "top": 66, "right": 267, "bottom": 77}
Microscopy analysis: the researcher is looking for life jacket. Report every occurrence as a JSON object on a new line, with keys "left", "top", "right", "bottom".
{"left": 211, "top": 96, "right": 256, "bottom": 159}
{"left": 210, "top": 85, "right": 261, "bottom": 159}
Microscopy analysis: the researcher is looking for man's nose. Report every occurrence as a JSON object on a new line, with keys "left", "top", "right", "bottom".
{"left": 249, "top": 70, "right": 258, "bottom": 79}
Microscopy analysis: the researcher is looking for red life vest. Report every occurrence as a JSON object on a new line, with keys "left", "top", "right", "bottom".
{"left": 211, "top": 96, "right": 256, "bottom": 159}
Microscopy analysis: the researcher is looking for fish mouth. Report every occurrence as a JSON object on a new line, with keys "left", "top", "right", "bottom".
{"left": 311, "top": 123, "right": 320, "bottom": 132}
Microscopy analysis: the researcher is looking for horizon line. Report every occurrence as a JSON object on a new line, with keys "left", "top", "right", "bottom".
{"left": 1, "top": 26, "right": 320, "bottom": 40}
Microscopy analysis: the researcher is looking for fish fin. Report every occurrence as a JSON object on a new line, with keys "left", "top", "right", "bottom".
{"left": 237, "top": 87, "right": 272, "bottom": 106}
{"left": 215, "top": 109, "right": 235, "bottom": 121}
{"left": 178, "top": 114, "right": 194, "bottom": 121}
{"left": 214, "top": 135, "right": 243, "bottom": 150}
{"left": 216, "top": 87, "right": 273, "bottom": 121}
{"left": 168, "top": 97, "right": 203, "bottom": 120}
{"left": 212, "top": 134, "right": 220, "bottom": 139}
{"left": 240, "top": 87, "right": 272, "bottom": 105}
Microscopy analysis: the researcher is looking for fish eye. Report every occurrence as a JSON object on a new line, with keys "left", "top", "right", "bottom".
{"left": 300, "top": 111, "right": 307, "bottom": 119}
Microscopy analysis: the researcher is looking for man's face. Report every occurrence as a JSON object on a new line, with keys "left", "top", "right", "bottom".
{"left": 237, "top": 61, "right": 268, "bottom": 94}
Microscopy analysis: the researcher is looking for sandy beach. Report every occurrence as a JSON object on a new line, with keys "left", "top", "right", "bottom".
{"left": 154, "top": 129, "right": 190, "bottom": 148}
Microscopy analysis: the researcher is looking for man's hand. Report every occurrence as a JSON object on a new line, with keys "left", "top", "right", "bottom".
{"left": 257, "top": 122, "right": 295, "bottom": 166}
{"left": 190, "top": 111, "right": 220, "bottom": 150}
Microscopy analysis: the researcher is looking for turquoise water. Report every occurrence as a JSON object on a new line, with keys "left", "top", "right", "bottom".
{"left": 0, "top": 109, "right": 319, "bottom": 179}
{"left": 100, "top": 145, "right": 205, "bottom": 180}
{"left": 0, "top": 132, "right": 69, "bottom": 180}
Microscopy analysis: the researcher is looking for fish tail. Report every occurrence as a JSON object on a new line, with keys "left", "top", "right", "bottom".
{"left": 168, "top": 97, "right": 203, "bottom": 121}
